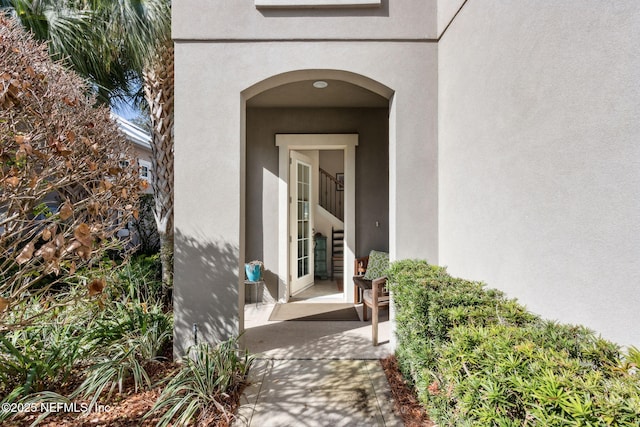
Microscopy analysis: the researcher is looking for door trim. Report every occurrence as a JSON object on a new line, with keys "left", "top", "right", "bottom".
{"left": 276, "top": 134, "right": 358, "bottom": 302}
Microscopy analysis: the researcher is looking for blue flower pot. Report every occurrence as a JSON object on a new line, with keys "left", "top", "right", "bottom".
{"left": 245, "top": 263, "right": 261, "bottom": 281}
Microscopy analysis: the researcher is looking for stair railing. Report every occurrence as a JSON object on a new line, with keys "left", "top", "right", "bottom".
{"left": 319, "top": 168, "right": 344, "bottom": 221}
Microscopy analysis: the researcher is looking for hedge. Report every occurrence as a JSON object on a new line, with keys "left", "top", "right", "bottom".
{"left": 389, "top": 259, "right": 640, "bottom": 426}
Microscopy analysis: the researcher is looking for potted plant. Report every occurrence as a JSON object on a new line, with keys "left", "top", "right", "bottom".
{"left": 245, "top": 260, "right": 263, "bottom": 282}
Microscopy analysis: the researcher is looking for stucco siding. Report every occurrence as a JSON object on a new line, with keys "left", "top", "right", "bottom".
{"left": 436, "top": 0, "right": 465, "bottom": 37}
{"left": 173, "top": 44, "right": 244, "bottom": 354}
{"left": 173, "top": 0, "right": 437, "bottom": 40}
{"left": 438, "top": 1, "right": 640, "bottom": 346}
{"left": 174, "top": 40, "right": 438, "bottom": 352}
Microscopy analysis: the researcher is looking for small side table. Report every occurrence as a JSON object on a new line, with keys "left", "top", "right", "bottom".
{"left": 244, "top": 280, "right": 264, "bottom": 305}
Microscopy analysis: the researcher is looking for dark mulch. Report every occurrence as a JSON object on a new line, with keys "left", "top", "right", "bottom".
{"left": 5, "top": 361, "right": 177, "bottom": 427}
{"left": 381, "top": 355, "right": 435, "bottom": 427}
{"left": 5, "top": 343, "right": 248, "bottom": 427}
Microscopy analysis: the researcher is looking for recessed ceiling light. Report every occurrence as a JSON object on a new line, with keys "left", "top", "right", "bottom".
{"left": 313, "top": 80, "right": 328, "bottom": 89}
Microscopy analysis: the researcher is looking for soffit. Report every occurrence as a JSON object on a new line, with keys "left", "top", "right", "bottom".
{"left": 246, "top": 79, "right": 388, "bottom": 108}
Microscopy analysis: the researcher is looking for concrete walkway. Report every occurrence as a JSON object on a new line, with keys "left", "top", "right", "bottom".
{"left": 233, "top": 291, "right": 402, "bottom": 426}
{"left": 234, "top": 358, "right": 402, "bottom": 427}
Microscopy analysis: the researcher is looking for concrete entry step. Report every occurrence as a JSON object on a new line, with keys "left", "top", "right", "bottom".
{"left": 242, "top": 302, "right": 393, "bottom": 360}
{"left": 233, "top": 359, "right": 403, "bottom": 427}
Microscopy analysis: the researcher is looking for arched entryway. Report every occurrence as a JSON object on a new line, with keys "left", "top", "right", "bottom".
{"left": 240, "top": 70, "right": 393, "bottom": 335}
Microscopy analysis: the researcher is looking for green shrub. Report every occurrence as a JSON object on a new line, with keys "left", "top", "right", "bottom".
{"left": 0, "top": 255, "right": 170, "bottom": 422}
{"left": 145, "top": 339, "right": 254, "bottom": 427}
{"left": 72, "top": 256, "right": 171, "bottom": 406}
{"left": 72, "top": 301, "right": 172, "bottom": 407}
{"left": 389, "top": 260, "right": 640, "bottom": 426}
{"left": 113, "top": 255, "right": 163, "bottom": 302}
{"left": 0, "top": 291, "right": 93, "bottom": 422}
{"left": 429, "top": 324, "right": 639, "bottom": 426}
{"left": 0, "top": 321, "right": 87, "bottom": 396}
{"left": 129, "top": 194, "right": 161, "bottom": 256}
{"left": 0, "top": 283, "right": 99, "bottom": 402}
{"left": 389, "top": 260, "right": 537, "bottom": 383}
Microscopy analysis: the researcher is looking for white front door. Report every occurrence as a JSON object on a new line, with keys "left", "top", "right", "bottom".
{"left": 289, "top": 151, "right": 314, "bottom": 296}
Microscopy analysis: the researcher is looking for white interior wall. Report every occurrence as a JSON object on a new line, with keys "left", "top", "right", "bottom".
{"left": 318, "top": 149, "right": 346, "bottom": 273}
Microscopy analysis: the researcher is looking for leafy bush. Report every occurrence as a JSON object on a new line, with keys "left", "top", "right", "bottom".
{"left": 389, "top": 260, "right": 640, "bottom": 426}
{"left": 0, "top": 256, "right": 170, "bottom": 422}
{"left": 0, "top": 320, "right": 88, "bottom": 396}
{"left": 0, "top": 16, "right": 142, "bottom": 329}
{"left": 0, "top": 20, "right": 169, "bottom": 419}
{"left": 389, "top": 260, "right": 536, "bottom": 385}
{"left": 0, "top": 280, "right": 100, "bottom": 406}
{"left": 72, "top": 299, "right": 172, "bottom": 407}
{"left": 0, "top": 291, "right": 92, "bottom": 422}
{"left": 114, "top": 254, "right": 170, "bottom": 308}
{"left": 130, "top": 194, "right": 161, "bottom": 256}
{"left": 145, "top": 339, "right": 254, "bottom": 427}
{"left": 68, "top": 256, "right": 171, "bottom": 406}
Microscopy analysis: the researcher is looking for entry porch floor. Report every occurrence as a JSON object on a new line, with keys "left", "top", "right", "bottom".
{"left": 240, "top": 280, "right": 393, "bottom": 360}
{"left": 235, "top": 280, "right": 401, "bottom": 426}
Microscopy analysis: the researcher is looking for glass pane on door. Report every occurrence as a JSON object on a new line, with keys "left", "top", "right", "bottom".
{"left": 296, "top": 162, "right": 310, "bottom": 278}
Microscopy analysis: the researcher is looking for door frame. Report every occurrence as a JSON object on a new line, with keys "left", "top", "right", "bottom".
{"left": 276, "top": 134, "right": 358, "bottom": 303}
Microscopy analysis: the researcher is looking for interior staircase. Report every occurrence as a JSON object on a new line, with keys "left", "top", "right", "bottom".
{"left": 318, "top": 168, "right": 345, "bottom": 281}
{"left": 319, "top": 168, "right": 343, "bottom": 221}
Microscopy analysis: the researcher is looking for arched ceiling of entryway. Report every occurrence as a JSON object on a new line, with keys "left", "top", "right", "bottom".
{"left": 243, "top": 69, "right": 393, "bottom": 108}
{"left": 248, "top": 79, "right": 388, "bottom": 108}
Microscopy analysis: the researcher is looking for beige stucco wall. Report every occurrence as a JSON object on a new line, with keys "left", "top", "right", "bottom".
{"left": 436, "top": 0, "right": 465, "bottom": 37}
{"left": 438, "top": 1, "right": 640, "bottom": 346}
{"left": 173, "top": 0, "right": 639, "bottom": 351}
{"left": 173, "top": 0, "right": 438, "bottom": 40}
{"left": 173, "top": 39, "right": 438, "bottom": 352}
